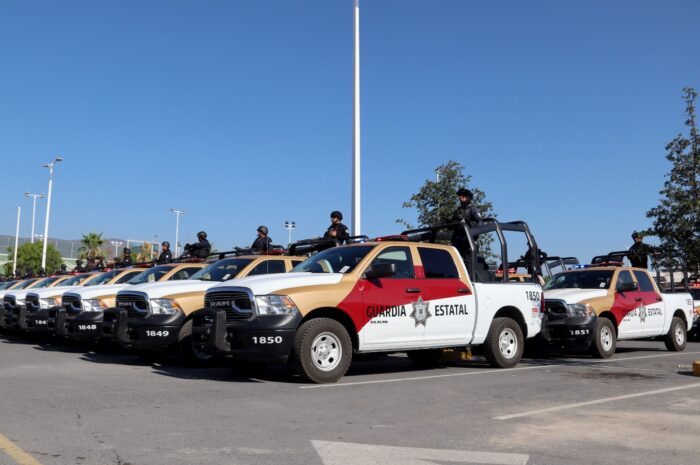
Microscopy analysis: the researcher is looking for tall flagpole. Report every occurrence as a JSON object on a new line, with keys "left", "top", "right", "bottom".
{"left": 351, "top": 0, "right": 361, "bottom": 235}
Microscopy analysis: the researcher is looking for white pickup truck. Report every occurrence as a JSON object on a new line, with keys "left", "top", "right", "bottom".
{"left": 192, "top": 220, "right": 546, "bottom": 383}
{"left": 542, "top": 264, "right": 694, "bottom": 357}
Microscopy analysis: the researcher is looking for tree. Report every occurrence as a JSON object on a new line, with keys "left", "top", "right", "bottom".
{"left": 397, "top": 160, "right": 495, "bottom": 228}
{"left": 646, "top": 88, "right": 700, "bottom": 273}
{"left": 397, "top": 160, "right": 497, "bottom": 259}
{"left": 3, "top": 242, "right": 63, "bottom": 276}
{"left": 78, "top": 232, "right": 107, "bottom": 260}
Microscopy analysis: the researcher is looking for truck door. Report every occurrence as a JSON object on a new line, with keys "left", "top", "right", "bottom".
{"left": 360, "top": 246, "right": 425, "bottom": 350}
{"left": 632, "top": 270, "right": 665, "bottom": 336}
{"left": 417, "top": 247, "right": 476, "bottom": 347}
{"left": 616, "top": 270, "right": 645, "bottom": 338}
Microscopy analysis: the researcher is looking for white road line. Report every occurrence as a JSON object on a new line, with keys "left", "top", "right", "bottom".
{"left": 299, "top": 351, "right": 700, "bottom": 389}
{"left": 494, "top": 382, "right": 700, "bottom": 420}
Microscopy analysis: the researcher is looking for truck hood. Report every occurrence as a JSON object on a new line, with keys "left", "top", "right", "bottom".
{"left": 209, "top": 272, "right": 344, "bottom": 296}
{"left": 118, "top": 280, "right": 217, "bottom": 299}
{"left": 27, "top": 286, "right": 84, "bottom": 299}
{"left": 4, "top": 289, "right": 39, "bottom": 300}
{"left": 544, "top": 288, "right": 608, "bottom": 303}
{"left": 64, "top": 283, "right": 132, "bottom": 299}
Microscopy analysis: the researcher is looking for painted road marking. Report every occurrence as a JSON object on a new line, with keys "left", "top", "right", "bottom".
{"left": 299, "top": 351, "right": 700, "bottom": 389}
{"left": 0, "top": 433, "right": 43, "bottom": 465}
{"left": 312, "top": 440, "right": 529, "bottom": 465}
{"left": 494, "top": 382, "right": 700, "bottom": 420}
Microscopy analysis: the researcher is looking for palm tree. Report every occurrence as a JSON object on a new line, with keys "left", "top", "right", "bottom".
{"left": 78, "top": 232, "right": 106, "bottom": 260}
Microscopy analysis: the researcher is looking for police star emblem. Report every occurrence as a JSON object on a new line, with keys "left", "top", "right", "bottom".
{"left": 410, "top": 296, "right": 432, "bottom": 327}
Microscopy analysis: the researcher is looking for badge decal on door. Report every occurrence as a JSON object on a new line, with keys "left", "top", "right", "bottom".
{"left": 410, "top": 297, "right": 432, "bottom": 327}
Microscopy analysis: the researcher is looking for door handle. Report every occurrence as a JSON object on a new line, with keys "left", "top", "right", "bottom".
{"left": 457, "top": 288, "right": 470, "bottom": 294}
{"left": 405, "top": 288, "right": 421, "bottom": 294}
{"left": 635, "top": 298, "right": 643, "bottom": 302}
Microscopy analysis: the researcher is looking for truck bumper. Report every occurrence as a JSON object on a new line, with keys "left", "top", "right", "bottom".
{"left": 191, "top": 308, "right": 300, "bottom": 363}
{"left": 65, "top": 312, "right": 104, "bottom": 341}
{"left": 24, "top": 307, "right": 62, "bottom": 334}
{"left": 540, "top": 313, "right": 597, "bottom": 346}
{"left": 114, "top": 311, "right": 185, "bottom": 351}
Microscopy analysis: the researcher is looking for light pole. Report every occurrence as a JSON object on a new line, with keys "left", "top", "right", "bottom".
{"left": 41, "top": 156, "right": 62, "bottom": 270}
{"left": 110, "top": 240, "right": 124, "bottom": 257}
{"left": 24, "top": 192, "right": 45, "bottom": 243}
{"left": 13, "top": 206, "right": 21, "bottom": 275}
{"left": 169, "top": 209, "right": 185, "bottom": 257}
{"left": 351, "top": 0, "right": 362, "bottom": 236}
{"left": 284, "top": 221, "right": 296, "bottom": 246}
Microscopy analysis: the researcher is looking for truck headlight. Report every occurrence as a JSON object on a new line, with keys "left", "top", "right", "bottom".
{"left": 150, "top": 298, "right": 182, "bottom": 315}
{"left": 83, "top": 299, "right": 107, "bottom": 312}
{"left": 567, "top": 303, "right": 595, "bottom": 317}
{"left": 39, "top": 297, "right": 60, "bottom": 309}
{"left": 255, "top": 295, "right": 299, "bottom": 316}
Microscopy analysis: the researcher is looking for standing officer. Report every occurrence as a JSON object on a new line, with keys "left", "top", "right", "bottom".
{"left": 184, "top": 231, "right": 211, "bottom": 259}
{"left": 451, "top": 188, "right": 483, "bottom": 227}
{"left": 157, "top": 241, "right": 173, "bottom": 264}
{"left": 251, "top": 226, "right": 273, "bottom": 254}
{"left": 628, "top": 232, "right": 656, "bottom": 269}
{"left": 120, "top": 247, "right": 133, "bottom": 267}
{"left": 323, "top": 211, "right": 350, "bottom": 244}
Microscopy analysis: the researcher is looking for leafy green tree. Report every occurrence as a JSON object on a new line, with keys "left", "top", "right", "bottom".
{"left": 3, "top": 242, "right": 62, "bottom": 276}
{"left": 397, "top": 160, "right": 497, "bottom": 260}
{"left": 397, "top": 160, "right": 495, "bottom": 228}
{"left": 78, "top": 232, "right": 107, "bottom": 260}
{"left": 646, "top": 88, "right": 700, "bottom": 273}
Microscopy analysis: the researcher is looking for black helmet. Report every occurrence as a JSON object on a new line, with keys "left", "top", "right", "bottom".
{"left": 330, "top": 210, "right": 343, "bottom": 220}
{"left": 456, "top": 188, "right": 473, "bottom": 199}
{"left": 257, "top": 225, "right": 268, "bottom": 235}
{"left": 631, "top": 232, "right": 642, "bottom": 239}
{"left": 161, "top": 241, "right": 170, "bottom": 248}
{"left": 123, "top": 247, "right": 131, "bottom": 254}
{"left": 197, "top": 231, "right": 207, "bottom": 240}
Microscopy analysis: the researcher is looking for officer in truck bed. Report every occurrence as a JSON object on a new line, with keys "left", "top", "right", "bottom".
{"left": 184, "top": 231, "right": 211, "bottom": 259}
{"left": 323, "top": 211, "right": 350, "bottom": 245}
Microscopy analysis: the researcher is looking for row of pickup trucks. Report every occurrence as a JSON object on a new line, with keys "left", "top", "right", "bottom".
{"left": 1, "top": 219, "right": 698, "bottom": 383}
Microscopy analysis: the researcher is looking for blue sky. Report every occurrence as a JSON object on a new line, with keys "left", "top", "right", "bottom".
{"left": 0, "top": 0, "right": 698, "bottom": 262}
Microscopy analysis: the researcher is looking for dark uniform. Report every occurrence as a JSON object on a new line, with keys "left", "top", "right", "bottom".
{"left": 323, "top": 211, "right": 350, "bottom": 244}
{"left": 120, "top": 248, "right": 133, "bottom": 268}
{"left": 186, "top": 231, "right": 211, "bottom": 259}
{"left": 628, "top": 235, "right": 654, "bottom": 269}
{"left": 251, "top": 236, "right": 273, "bottom": 253}
{"left": 451, "top": 188, "right": 483, "bottom": 260}
{"left": 157, "top": 242, "right": 173, "bottom": 264}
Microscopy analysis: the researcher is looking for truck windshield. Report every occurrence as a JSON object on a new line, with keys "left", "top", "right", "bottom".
{"left": 190, "top": 258, "right": 254, "bottom": 282}
{"left": 293, "top": 246, "right": 373, "bottom": 274}
{"left": 127, "top": 266, "right": 172, "bottom": 284}
{"left": 61, "top": 274, "right": 90, "bottom": 287}
{"left": 84, "top": 270, "right": 119, "bottom": 286}
{"left": 32, "top": 277, "right": 61, "bottom": 289}
{"left": 544, "top": 270, "right": 614, "bottom": 290}
{"left": 13, "top": 279, "right": 39, "bottom": 290}
{"left": 0, "top": 281, "right": 14, "bottom": 290}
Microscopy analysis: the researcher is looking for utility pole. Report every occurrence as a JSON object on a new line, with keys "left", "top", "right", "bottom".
{"left": 24, "top": 192, "right": 45, "bottom": 243}
{"left": 41, "top": 157, "right": 63, "bottom": 270}
{"left": 351, "top": 0, "right": 361, "bottom": 236}
{"left": 13, "top": 206, "right": 21, "bottom": 275}
{"left": 169, "top": 209, "right": 185, "bottom": 257}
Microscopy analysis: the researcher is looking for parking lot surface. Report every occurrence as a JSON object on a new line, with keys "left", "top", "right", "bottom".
{"left": 1, "top": 334, "right": 699, "bottom": 465}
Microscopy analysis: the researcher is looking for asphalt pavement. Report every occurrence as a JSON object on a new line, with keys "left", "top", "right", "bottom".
{"left": 1, "top": 332, "right": 699, "bottom": 465}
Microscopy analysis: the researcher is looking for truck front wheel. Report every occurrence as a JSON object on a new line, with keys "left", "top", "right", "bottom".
{"left": 484, "top": 317, "right": 523, "bottom": 368}
{"left": 293, "top": 318, "right": 352, "bottom": 384}
{"left": 590, "top": 318, "right": 616, "bottom": 358}
{"left": 664, "top": 317, "right": 686, "bottom": 352}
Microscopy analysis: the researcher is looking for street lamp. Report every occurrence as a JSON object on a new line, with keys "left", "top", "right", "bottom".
{"left": 110, "top": 240, "right": 124, "bottom": 257}
{"left": 41, "top": 156, "right": 62, "bottom": 270}
{"left": 169, "top": 208, "right": 185, "bottom": 257}
{"left": 284, "top": 221, "right": 296, "bottom": 246}
{"left": 13, "top": 206, "right": 21, "bottom": 275}
{"left": 351, "top": 0, "right": 362, "bottom": 236}
{"left": 24, "top": 192, "right": 45, "bottom": 244}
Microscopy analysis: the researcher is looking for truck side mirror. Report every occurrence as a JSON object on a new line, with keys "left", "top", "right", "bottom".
{"left": 365, "top": 263, "right": 396, "bottom": 280}
{"left": 617, "top": 281, "right": 638, "bottom": 293}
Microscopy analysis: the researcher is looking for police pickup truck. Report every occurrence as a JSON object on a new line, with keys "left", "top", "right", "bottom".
{"left": 192, "top": 220, "right": 545, "bottom": 383}
{"left": 541, "top": 252, "right": 694, "bottom": 357}
{"left": 61, "top": 263, "right": 203, "bottom": 342}
{"left": 105, "top": 254, "right": 304, "bottom": 361}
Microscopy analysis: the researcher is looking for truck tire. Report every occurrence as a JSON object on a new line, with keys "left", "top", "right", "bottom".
{"left": 178, "top": 319, "right": 213, "bottom": 364}
{"left": 407, "top": 349, "right": 442, "bottom": 367}
{"left": 590, "top": 318, "right": 616, "bottom": 358}
{"left": 664, "top": 316, "right": 687, "bottom": 352}
{"left": 293, "top": 318, "right": 352, "bottom": 384}
{"left": 483, "top": 317, "right": 523, "bottom": 368}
